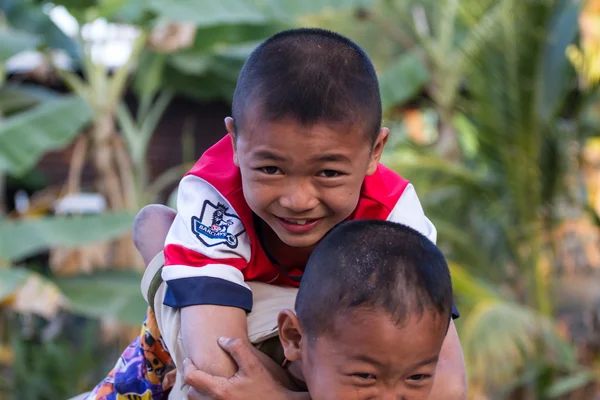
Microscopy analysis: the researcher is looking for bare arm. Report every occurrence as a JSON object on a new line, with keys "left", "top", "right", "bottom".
{"left": 428, "top": 320, "right": 467, "bottom": 400}
{"left": 182, "top": 305, "right": 248, "bottom": 378}
{"left": 183, "top": 338, "right": 311, "bottom": 400}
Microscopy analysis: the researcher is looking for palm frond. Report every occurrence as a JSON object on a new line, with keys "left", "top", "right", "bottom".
{"left": 462, "top": 300, "right": 577, "bottom": 390}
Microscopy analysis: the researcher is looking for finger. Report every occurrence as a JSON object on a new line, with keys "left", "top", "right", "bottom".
{"left": 186, "top": 387, "right": 211, "bottom": 400}
{"left": 187, "top": 387, "right": 215, "bottom": 400}
{"left": 183, "top": 358, "right": 226, "bottom": 399}
{"left": 217, "top": 337, "right": 260, "bottom": 373}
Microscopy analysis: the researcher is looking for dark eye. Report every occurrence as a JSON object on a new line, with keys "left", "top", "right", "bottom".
{"left": 408, "top": 374, "right": 430, "bottom": 381}
{"left": 318, "top": 170, "right": 341, "bottom": 178}
{"left": 259, "top": 166, "right": 281, "bottom": 175}
{"left": 352, "top": 373, "right": 376, "bottom": 380}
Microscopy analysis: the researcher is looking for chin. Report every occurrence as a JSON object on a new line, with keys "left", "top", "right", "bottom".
{"left": 280, "top": 236, "right": 320, "bottom": 248}
{"left": 274, "top": 231, "right": 323, "bottom": 248}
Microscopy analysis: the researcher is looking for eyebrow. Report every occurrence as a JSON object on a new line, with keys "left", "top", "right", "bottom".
{"left": 349, "top": 354, "right": 439, "bottom": 370}
{"left": 250, "top": 151, "right": 352, "bottom": 163}
{"left": 410, "top": 355, "right": 439, "bottom": 369}
{"left": 348, "top": 354, "right": 384, "bottom": 368}
{"left": 311, "top": 154, "right": 352, "bottom": 163}
{"left": 251, "top": 150, "right": 286, "bottom": 161}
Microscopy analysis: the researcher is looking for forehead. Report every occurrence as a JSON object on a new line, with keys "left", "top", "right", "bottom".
{"left": 237, "top": 112, "right": 371, "bottom": 157}
{"left": 312, "top": 309, "right": 446, "bottom": 371}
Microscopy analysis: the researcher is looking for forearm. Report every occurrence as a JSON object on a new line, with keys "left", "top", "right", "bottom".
{"left": 428, "top": 321, "right": 467, "bottom": 400}
{"left": 182, "top": 304, "right": 248, "bottom": 378}
{"left": 286, "top": 392, "right": 310, "bottom": 400}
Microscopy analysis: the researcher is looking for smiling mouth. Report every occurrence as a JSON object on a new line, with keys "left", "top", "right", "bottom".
{"left": 274, "top": 216, "right": 323, "bottom": 235}
{"left": 280, "top": 218, "right": 315, "bottom": 225}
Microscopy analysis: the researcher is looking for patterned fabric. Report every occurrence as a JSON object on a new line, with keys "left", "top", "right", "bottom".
{"left": 86, "top": 308, "right": 175, "bottom": 400}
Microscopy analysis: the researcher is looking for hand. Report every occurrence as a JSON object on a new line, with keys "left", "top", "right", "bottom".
{"left": 184, "top": 337, "right": 308, "bottom": 400}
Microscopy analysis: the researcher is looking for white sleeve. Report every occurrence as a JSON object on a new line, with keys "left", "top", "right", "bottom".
{"left": 162, "top": 174, "right": 253, "bottom": 311}
{"left": 386, "top": 184, "right": 437, "bottom": 244}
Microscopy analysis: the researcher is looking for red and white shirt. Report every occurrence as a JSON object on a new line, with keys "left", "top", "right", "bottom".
{"left": 163, "top": 135, "right": 457, "bottom": 317}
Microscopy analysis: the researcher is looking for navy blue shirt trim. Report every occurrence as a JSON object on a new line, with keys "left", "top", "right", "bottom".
{"left": 451, "top": 301, "right": 460, "bottom": 319}
{"left": 164, "top": 276, "right": 253, "bottom": 312}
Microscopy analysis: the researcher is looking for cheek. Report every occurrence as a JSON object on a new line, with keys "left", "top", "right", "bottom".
{"left": 303, "top": 358, "right": 349, "bottom": 400}
{"left": 406, "top": 383, "right": 436, "bottom": 400}
{"left": 325, "top": 185, "right": 362, "bottom": 216}
{"left": 306, "top": 369, "right": 348, "bottom": 400}
{"left": 240, "top": 176, "right": 272, "bottom": 210}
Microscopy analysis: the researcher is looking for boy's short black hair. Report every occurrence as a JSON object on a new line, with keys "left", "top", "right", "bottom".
{"left": 295, "top": 220, "right": 453, "bottom": 339}
{"left": 232, "top": 28, "right": 382, "bottom": 142}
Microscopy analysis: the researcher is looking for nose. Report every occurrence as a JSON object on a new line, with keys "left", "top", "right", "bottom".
{"left": 382, "top": 388, "right": 405, "bottom": 400}
{"left": 279, "top": 179, "right": 319, "bottom": 213}
{"left": 382, "top": 392, "right": 400, "bottom": 400}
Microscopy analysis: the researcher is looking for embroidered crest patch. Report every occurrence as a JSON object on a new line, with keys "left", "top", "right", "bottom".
{"left": 191, "top": 201, "right": 245, "bottom": 248}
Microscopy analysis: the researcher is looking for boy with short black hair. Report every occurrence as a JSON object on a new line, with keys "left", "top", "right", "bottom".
{"left": 88, "top": 27, "right": 464, "bottom": 400}
{"left": 185, "top": 219, "right": 454, "bottom": 400}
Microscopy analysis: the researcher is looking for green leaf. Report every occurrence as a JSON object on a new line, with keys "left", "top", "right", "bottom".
{"left": 544, "top": 370, "right": 596, "bottom": 398}
{"left": 148, "top": 0, "right": 267, "bottom": 26}
{"left": 190, "top": 24, "right": 286, "bottom": 52}
{"left": 163, "top": 24, "right": 285, "bottom": 99}
{"left": 260, "top": 0, "right": 376, "bottom": 20}
{"left": 382, "top": 151, "right": 485, "bottom": 187}
{"left": 0, "top": 0, "right": 81, "bottom": 60}
{"left": 148, "top": 0, "right": 373, "bottom": 26}
{"left": 536, "top": 0, "right": 580, "bottom": 123}
{"left": 110, "top": 0, "right": 150, "bottom": 24}
{"left": 169, "top": 52, "right": 213, "bottom": 75}
{"left": 0, "top": 95, "right": 92, "bottom": 176}
{"left": 163, "top": 65, "right": 237, "bottom": 102}
{"left": 0, "top": 267, "right": 28, "bottom": 302}
{"left": 169, "top": 41, "right": 259, "bottom": 80}
{"left": 0, "top": 83, "right": 59, "bottom": 115}
{"left": 133, "top": 51, "right": 167, "bottom": 101}
{"left": 379, "top": 52, "right": 429, "bottom": 111}
{"left": 462, "top": 300, "right": 574, "bottom": 388}
{"left": 449, "top": 263, "right": 501, "bottom": 306}
{"left": 0, "top": 28, "right": 40, "bottom": 62}
{"left": 48, "top": 0, "right": 97, "bottom": 12}
{"left": 54, "top": 270, "right": 147, "bottom": 325}
{"left": 0, "top": 212, "right": 136, "bottom": 262}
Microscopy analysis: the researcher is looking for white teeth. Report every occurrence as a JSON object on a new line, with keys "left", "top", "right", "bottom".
{"left": 285, "top": 219, "right": 308, "bottom": 225}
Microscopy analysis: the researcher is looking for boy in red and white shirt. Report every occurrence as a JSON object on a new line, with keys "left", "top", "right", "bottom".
{"left": 88, "top": 27, "right": 465, "bottom": 400}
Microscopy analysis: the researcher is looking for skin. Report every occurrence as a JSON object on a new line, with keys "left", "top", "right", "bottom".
{"left": 182, "top": 308, "right": 449, "bottom": 400}
{"left": 178, "top": 111, "right": 466, "bottom": 399}
{"left": 182, "top": 111, "right": 388, "bottom": 393}
{"left": 134, "top": 205, "right": 467, "bottom": 400}
{"left": 231, "top": 114, "right": 387, "bottom": 259}
{"left": 279, "top": 309, "right": 448, "bottom": 400}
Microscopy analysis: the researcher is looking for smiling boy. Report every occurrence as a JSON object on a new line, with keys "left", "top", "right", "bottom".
{"left": 278, "top": 220, "right": 454, "bottom": 399}
{"left": 87, "top": 28, "right": 465, "bottom": 400}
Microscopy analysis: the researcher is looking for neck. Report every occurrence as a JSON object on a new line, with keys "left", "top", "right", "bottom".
{"left": 259, "top": 220, "right": 314, "bottom": 270}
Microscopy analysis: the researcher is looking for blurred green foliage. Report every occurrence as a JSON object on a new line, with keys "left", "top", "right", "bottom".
{"left": 0, "top": 0, "right": 599, "bottom": 399}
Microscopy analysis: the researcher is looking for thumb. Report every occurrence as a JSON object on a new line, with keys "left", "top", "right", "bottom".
{"left": 217, "top": 337, "right": 260, "bottom": 373}
{"left": 183, "top": 358, "right": 225, "bottom": 398}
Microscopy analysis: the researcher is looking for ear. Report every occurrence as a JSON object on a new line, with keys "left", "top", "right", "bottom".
{"left": 278, "top": 309, "right": 304, "bottom": 362}
{"left": 225, "top": 117, "right": 239, "bottom": 166}
{"left": 366, "top": 127, "right": 389, "bottom": 175}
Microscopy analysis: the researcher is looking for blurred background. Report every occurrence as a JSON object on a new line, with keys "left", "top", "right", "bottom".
{"left": 0, "top": 0, "right": 599, "bottom": 399}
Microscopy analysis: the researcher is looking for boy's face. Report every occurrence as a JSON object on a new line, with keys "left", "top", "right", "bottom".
{"left": 227, "top": 112, "right": 387, "bottom": 249}
{"left": 279, "top": 309, "right": 447, "bottom": 400}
